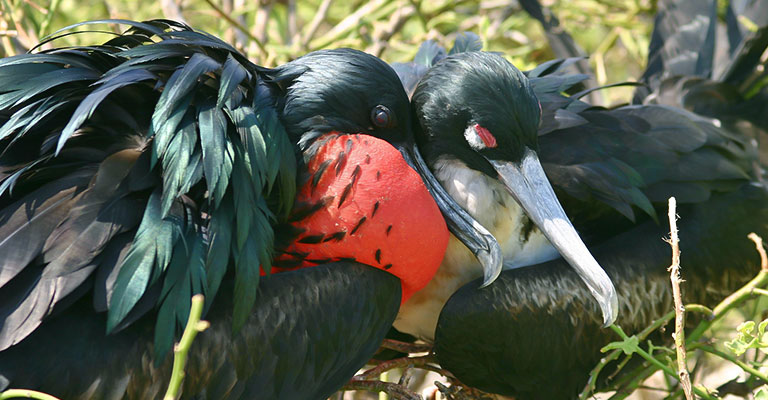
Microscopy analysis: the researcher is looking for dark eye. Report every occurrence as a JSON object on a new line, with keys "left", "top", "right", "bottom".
{"left": 371, "top": 105, "right": 392, "bottom": 128}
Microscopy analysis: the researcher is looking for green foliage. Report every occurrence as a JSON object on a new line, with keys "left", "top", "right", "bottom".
{"left": 601, "top": 333, "right": 640, "bottom": 355}
{"left": 726, "top": 319, "right": 768, "bottom": 356}
{"left": 757, "top": 385, "right": 768, "bottom": 400}
{"left": 0, "top": 0, "right": 655, "bottom": 104}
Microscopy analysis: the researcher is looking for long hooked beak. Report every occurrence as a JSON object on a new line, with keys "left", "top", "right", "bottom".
{"left": 398, "top": 141, "right": 503, "bottom": 287}
{"left": 488, "top": 148, "right": 618, "bottom": 326}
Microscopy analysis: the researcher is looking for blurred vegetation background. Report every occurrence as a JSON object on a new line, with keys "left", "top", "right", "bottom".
{"left": 0, "top": 0, "right": 657, "bottom": 104}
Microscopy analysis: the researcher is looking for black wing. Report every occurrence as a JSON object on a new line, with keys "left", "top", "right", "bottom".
{"left": 435, "top": 183, "right": 768, "bottom": 399}
{"left": 432, "top": 0, "right": 768, "bottom": 398}
{"left": 0, "top": 19, "right": 296, "bottom": 357}
{"left": 529, "top": 59, "right": 756, "bottom": 240}
{"left": 0, "top": 262, "right": 401, "bottom": 400}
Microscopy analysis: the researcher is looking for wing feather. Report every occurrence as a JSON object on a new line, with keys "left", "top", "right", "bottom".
{"left": 0, "top": 20, "right": 296, "bottom": 351}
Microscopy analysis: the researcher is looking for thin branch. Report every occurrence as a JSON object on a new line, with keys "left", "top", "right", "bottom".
{"left": 163, "top": 295, "right": 210, "bottom": 400}
{"left": 366, "top": 3, "right": 416, "bottom": 57}
{"left": 286, "top": 0, "right": 298, "bottom": 46}
{"left": 356, "top": 355, "right": 436, "bottom": 380}
{"left": 202, "top": 0, "right": 267, "bottom": 56}
{"left": 579, "top": 311, "right": 675, "bottom": 399}
{"left": 608, "top": 325, "right": 717, "bottom": 400}
{"left": 160, "top": 0, "right": 187, "bottom": 25}
{"left": 0, "top": 390, "right": 62, "bottom": 400}
{"left": 379, "top": 339, "right": 432, "bottom": 354}
{"left": 689, "top": 343, "right": 768, "bottom": 382}
{"left": 607, "top": 234, "right": 768, "bottom": 399}
{"left": 666, "top": 197, "right": 693, "bottom": 400}
{"left": 308, "top": 0, "right": 391, "bottom": 51}
{"left": 37, "top": 0, "right": 62, "bottom": 38}
{"left": 301, "top": 0, "right": 332, "bottom": 48}
{"left": 254, "top": 0, "right": 272, "bottom": 46}
{"left": 341, "top": 380, "right": 421, "bottom": 400}
{"left": 749, "top": 232, "right": 768, "bottom": 271}
{"left": 687, "top": 236, "right": 768, "bottom": 344}
{"left": 684, "top": 304, "right": 714, "bottom": 316}
{"left": 1, "top": 0, "right": 18, "bottom": 56}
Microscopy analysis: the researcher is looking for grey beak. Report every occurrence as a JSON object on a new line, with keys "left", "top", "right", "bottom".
{"left": 488, "top": 148, "right": 619, "bottom": 326}
{"left": 399, "top": 142, "right": 503, "bottom": 287}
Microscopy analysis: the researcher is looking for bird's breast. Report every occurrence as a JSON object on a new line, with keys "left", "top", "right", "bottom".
{"left": 275, "top": 134, "right": 449, "bottom": 303}
{"left": 395, "top": 157, "right": 559, "bottom": 340}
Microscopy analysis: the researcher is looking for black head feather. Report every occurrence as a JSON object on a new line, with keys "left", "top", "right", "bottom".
{"left": 412, "top": 52, "right": 541, "bottom": 176}
{"left": 268, "top": 49, "right": 413, "bottom": 150}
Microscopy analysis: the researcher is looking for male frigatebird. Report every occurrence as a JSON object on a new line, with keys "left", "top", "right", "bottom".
{"left": 0, "top": 19, "right": 477, "bottom": 399}
{"left": 392, "top": 0, "right": 768, "bottom": 398}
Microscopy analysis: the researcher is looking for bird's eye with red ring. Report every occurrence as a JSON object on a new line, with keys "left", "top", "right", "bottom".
{"left": 371, "top": 105, "right": 393, "bottom": 128}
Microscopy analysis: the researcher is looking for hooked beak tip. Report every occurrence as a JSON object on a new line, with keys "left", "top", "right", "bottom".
{"left": 598, "top": 286, "right": 619, "bottom": 327}
{"left": 478, "top": 239, "right": 504, "bottom": 288}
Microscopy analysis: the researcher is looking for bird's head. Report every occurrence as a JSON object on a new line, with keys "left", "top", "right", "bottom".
{"left": 268, "top": 49, "right": 449, "bottom": 301}
{"left": 269, "top": 48, "right": 413, "bottom": 150}
{"left": 412, "top": 52, "right": 618, "bottom": 326}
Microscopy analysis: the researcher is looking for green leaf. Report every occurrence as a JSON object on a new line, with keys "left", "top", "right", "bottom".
{"left": 738, "top": 320, "right": 756, "bottom": 335}
{"left": 755, "top": 385, "right": 768, "bottom": 400}
{"left": 725, "top": 319, "right": 768, "bottom": 356}
{"left": 758, "top": 319, "right": 768, "bottom": 336}
{"left": 601, "top": 335, "right": 639, "bottom": 355}
{"left": 725, "top": 336, "right": 755, "bottom": 356}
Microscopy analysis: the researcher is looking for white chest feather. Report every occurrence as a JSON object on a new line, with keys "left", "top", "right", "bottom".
{"left": 394, "top": 158, "right": 559, "bottom": 340}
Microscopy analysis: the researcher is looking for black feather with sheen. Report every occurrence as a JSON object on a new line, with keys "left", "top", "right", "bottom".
{"left": 0, "top": 19, "right": 297, "bottom": 355}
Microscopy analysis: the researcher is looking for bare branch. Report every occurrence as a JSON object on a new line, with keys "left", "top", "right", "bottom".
{"left": 380, "top": 339, "right": 432, "bottom": 354}
{"left": 355, "top": 355, "right": 436, "bottom": 380}
{"left": 666, "top": 197, "right": 693, "bottom": 400}
{"left": 301, "top": 0, "right": 332, "bottom": 48}
{"left": 341, "top": 379, "right": 422, "bottom": 400}
{"left": 748, "top": 232, "right": 767, "bottom": 271}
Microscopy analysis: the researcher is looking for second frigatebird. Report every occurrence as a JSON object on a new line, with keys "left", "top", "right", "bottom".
{"left": 392, "top": 0, "right": 768, "bottom": 397}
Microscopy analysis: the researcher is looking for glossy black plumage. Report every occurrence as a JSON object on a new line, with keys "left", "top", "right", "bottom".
{"left": 435, "top": 184, "right": 768, "bottom": 399}
{"left": 392, "top": 0, "right": 768, "bottom": 398}
{"left": 0, "top": 19, "right": 422, "bottom": 398}
{"left": 0, "top": 262, "right": 401, "bottom": 399}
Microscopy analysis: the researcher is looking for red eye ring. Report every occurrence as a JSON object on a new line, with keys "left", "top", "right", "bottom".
{"left": 474, "top": 124, "right": 498, "bottom": 148}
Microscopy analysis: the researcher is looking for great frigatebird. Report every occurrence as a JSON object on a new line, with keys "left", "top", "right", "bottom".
{"left": 0, "top": 19, "right": 472, "bottom": 399}
{"left": 391, "top": 0, "right": 768, "bottom": 398}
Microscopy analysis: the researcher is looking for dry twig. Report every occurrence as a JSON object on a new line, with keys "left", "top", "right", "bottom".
{"left": 342, "top": 380, "right": 422, "bottom": 400}
{"left": 380, "top": 339, "right": 432, "bottom": 354}
{"left": 666, "top": 197, "right": 693, "bottom": 400}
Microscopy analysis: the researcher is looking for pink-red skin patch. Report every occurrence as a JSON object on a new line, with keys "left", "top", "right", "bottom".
{"left": 474, "top": 124, "right": 498, "bottom": 148}
{"left": 273, "top": 133, "right": 449, "bottom": 303}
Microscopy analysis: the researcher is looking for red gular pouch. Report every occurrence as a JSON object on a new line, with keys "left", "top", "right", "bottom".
{"left": 273, "top": 133, "right": 449, "bottom": 303}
